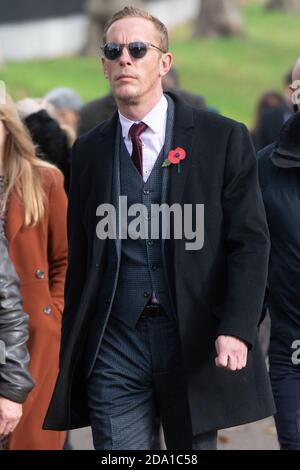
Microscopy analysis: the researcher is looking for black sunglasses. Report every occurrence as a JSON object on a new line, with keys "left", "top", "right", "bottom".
{"left": 101, "top": 42, "right": 166, "bottom": 60}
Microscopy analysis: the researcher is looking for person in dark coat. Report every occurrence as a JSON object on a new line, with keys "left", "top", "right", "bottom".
{"left": 162, "top": 66, "right": 207, "bottom": 110}
{"left": 252, "top": 70, "right": 294, "bottom": 151}
{"left": 44, "top": 6, "right": 275, "bottom": 449}
{"left": 78, "top": 93, "right": 117, "bottom": 136}
{"left": 17, "top": 99, "right": 71, "bottom": 194}
{"left": 257, "top": 57, "right": 300, "bottom": 450}
{"left": 25, "top": 110, "right": 71, "bottom": 195}
{"left": 251, "top": 91, "right": 285, "bottom": 143}
{"left": 258, "top": 110, "right": 300, "bottom": 449}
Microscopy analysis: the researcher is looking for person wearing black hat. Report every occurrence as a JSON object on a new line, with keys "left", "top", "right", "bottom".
{"left": 258, "top": 73, "right": 300, "bottom": 450}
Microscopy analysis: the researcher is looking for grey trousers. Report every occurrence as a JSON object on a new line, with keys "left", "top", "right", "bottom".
{"left": 87, "top": 313, "right": 217, "bottom": 450}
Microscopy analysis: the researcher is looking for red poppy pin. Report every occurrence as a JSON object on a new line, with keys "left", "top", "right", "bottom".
{"left": 162, "top": 147, "right": 186, "bottom": 173}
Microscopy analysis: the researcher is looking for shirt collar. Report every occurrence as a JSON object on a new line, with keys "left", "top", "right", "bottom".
{"left": 118, "top": 94, "right": 168, "bottom": 138}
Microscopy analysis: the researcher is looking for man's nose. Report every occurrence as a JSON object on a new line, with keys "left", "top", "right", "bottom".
{"left": 118, "top": 46, "right": 132, "bottom": 65}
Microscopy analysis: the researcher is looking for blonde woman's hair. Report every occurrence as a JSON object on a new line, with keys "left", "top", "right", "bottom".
{"left": 103, "top": 6, "right": 169, "bottom": 53}
{"left": 0, "top": 95, "right": 56, "bottom": 227}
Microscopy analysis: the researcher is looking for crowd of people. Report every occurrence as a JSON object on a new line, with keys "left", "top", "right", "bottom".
{"left": 0, "top": 5, "right": 300, "bottom": 451}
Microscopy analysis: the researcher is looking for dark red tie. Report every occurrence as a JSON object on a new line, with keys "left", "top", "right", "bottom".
{"left": 129, "top": 122, "right": 148, "bottom": 177}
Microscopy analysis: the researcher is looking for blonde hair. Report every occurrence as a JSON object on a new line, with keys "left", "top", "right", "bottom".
{"left": 103, "top": 6, "right": 169, "bottom": 53}
{"left": 0, "top": 95, "right": 56, "bottom": 227}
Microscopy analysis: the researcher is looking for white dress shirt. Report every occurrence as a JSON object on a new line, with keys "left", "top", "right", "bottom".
{"left": 118, "top": 94, "right": 168, "bottom": 182}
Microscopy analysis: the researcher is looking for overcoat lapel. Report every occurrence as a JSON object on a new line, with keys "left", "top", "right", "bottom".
{"left": 112, "top": 122, "right": 122, "bottom": 260}
{"left": 167, "top": 95, "right": 195, "bottom": 207}
{"left": 90, "top": 113, "right": 119, "bottom": 266}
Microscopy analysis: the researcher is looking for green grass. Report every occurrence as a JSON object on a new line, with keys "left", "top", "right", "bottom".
{"left": 1, "top": 2, "right": 300, "bottom": 126}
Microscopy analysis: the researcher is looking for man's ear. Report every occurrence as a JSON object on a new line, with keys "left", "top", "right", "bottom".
{"left": 159, "top": 52, "right": 173, "bottom": 78}
{"left": 101, "top": 57, "right": 109, "bottom": 79}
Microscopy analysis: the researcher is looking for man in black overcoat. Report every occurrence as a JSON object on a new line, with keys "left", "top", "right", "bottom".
{"left": 44, "top": 6, "right": 275, "bottom": 450}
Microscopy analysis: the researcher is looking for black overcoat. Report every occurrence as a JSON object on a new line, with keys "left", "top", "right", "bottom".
{"left": 44, "top": 94, "right": 275, "bottom": 434}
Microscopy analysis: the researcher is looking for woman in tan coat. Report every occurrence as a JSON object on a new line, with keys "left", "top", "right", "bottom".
{"left": 0, "top": 96, "right": 67, "bottom": 449}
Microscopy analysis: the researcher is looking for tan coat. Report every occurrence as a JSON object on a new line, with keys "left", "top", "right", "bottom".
{"left": 6, "top": 167, "right": 67, "bottom": 450}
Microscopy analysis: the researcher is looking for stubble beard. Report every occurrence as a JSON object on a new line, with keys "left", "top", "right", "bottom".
{"left": 115, "top": 92, "right": 140, "bottom": 106}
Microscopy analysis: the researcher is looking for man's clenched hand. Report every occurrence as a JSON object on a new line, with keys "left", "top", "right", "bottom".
{"left": 215, "top": 335, "right": 248, "bottom": 371}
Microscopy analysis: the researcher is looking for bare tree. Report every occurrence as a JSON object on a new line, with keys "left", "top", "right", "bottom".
{"left": 266, "top": 0, "right": 300, "bottom": 11}
{"left": 194, "top": 0, "right": 244, "bottom": 38}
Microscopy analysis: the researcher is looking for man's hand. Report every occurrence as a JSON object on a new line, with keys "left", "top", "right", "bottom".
{"left": 215, "top": 335, "right": 248, "bottom": 371}
{"left": 0, "top": 397, "right": 22, "bottom": 438}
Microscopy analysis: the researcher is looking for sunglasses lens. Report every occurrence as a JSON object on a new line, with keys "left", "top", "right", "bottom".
{"left": 103, "top": 43, "right": 122, "bottom": 60}
{"left": 128, "top": 42, "right": 148, "bottom": 59}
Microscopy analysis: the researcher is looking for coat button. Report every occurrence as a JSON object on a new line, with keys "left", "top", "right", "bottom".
{"left": 43, "top": 306, "right": 52, "bottom": 315}
{"left": 35, "top": 269, "right": 45, "bottom": 279}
